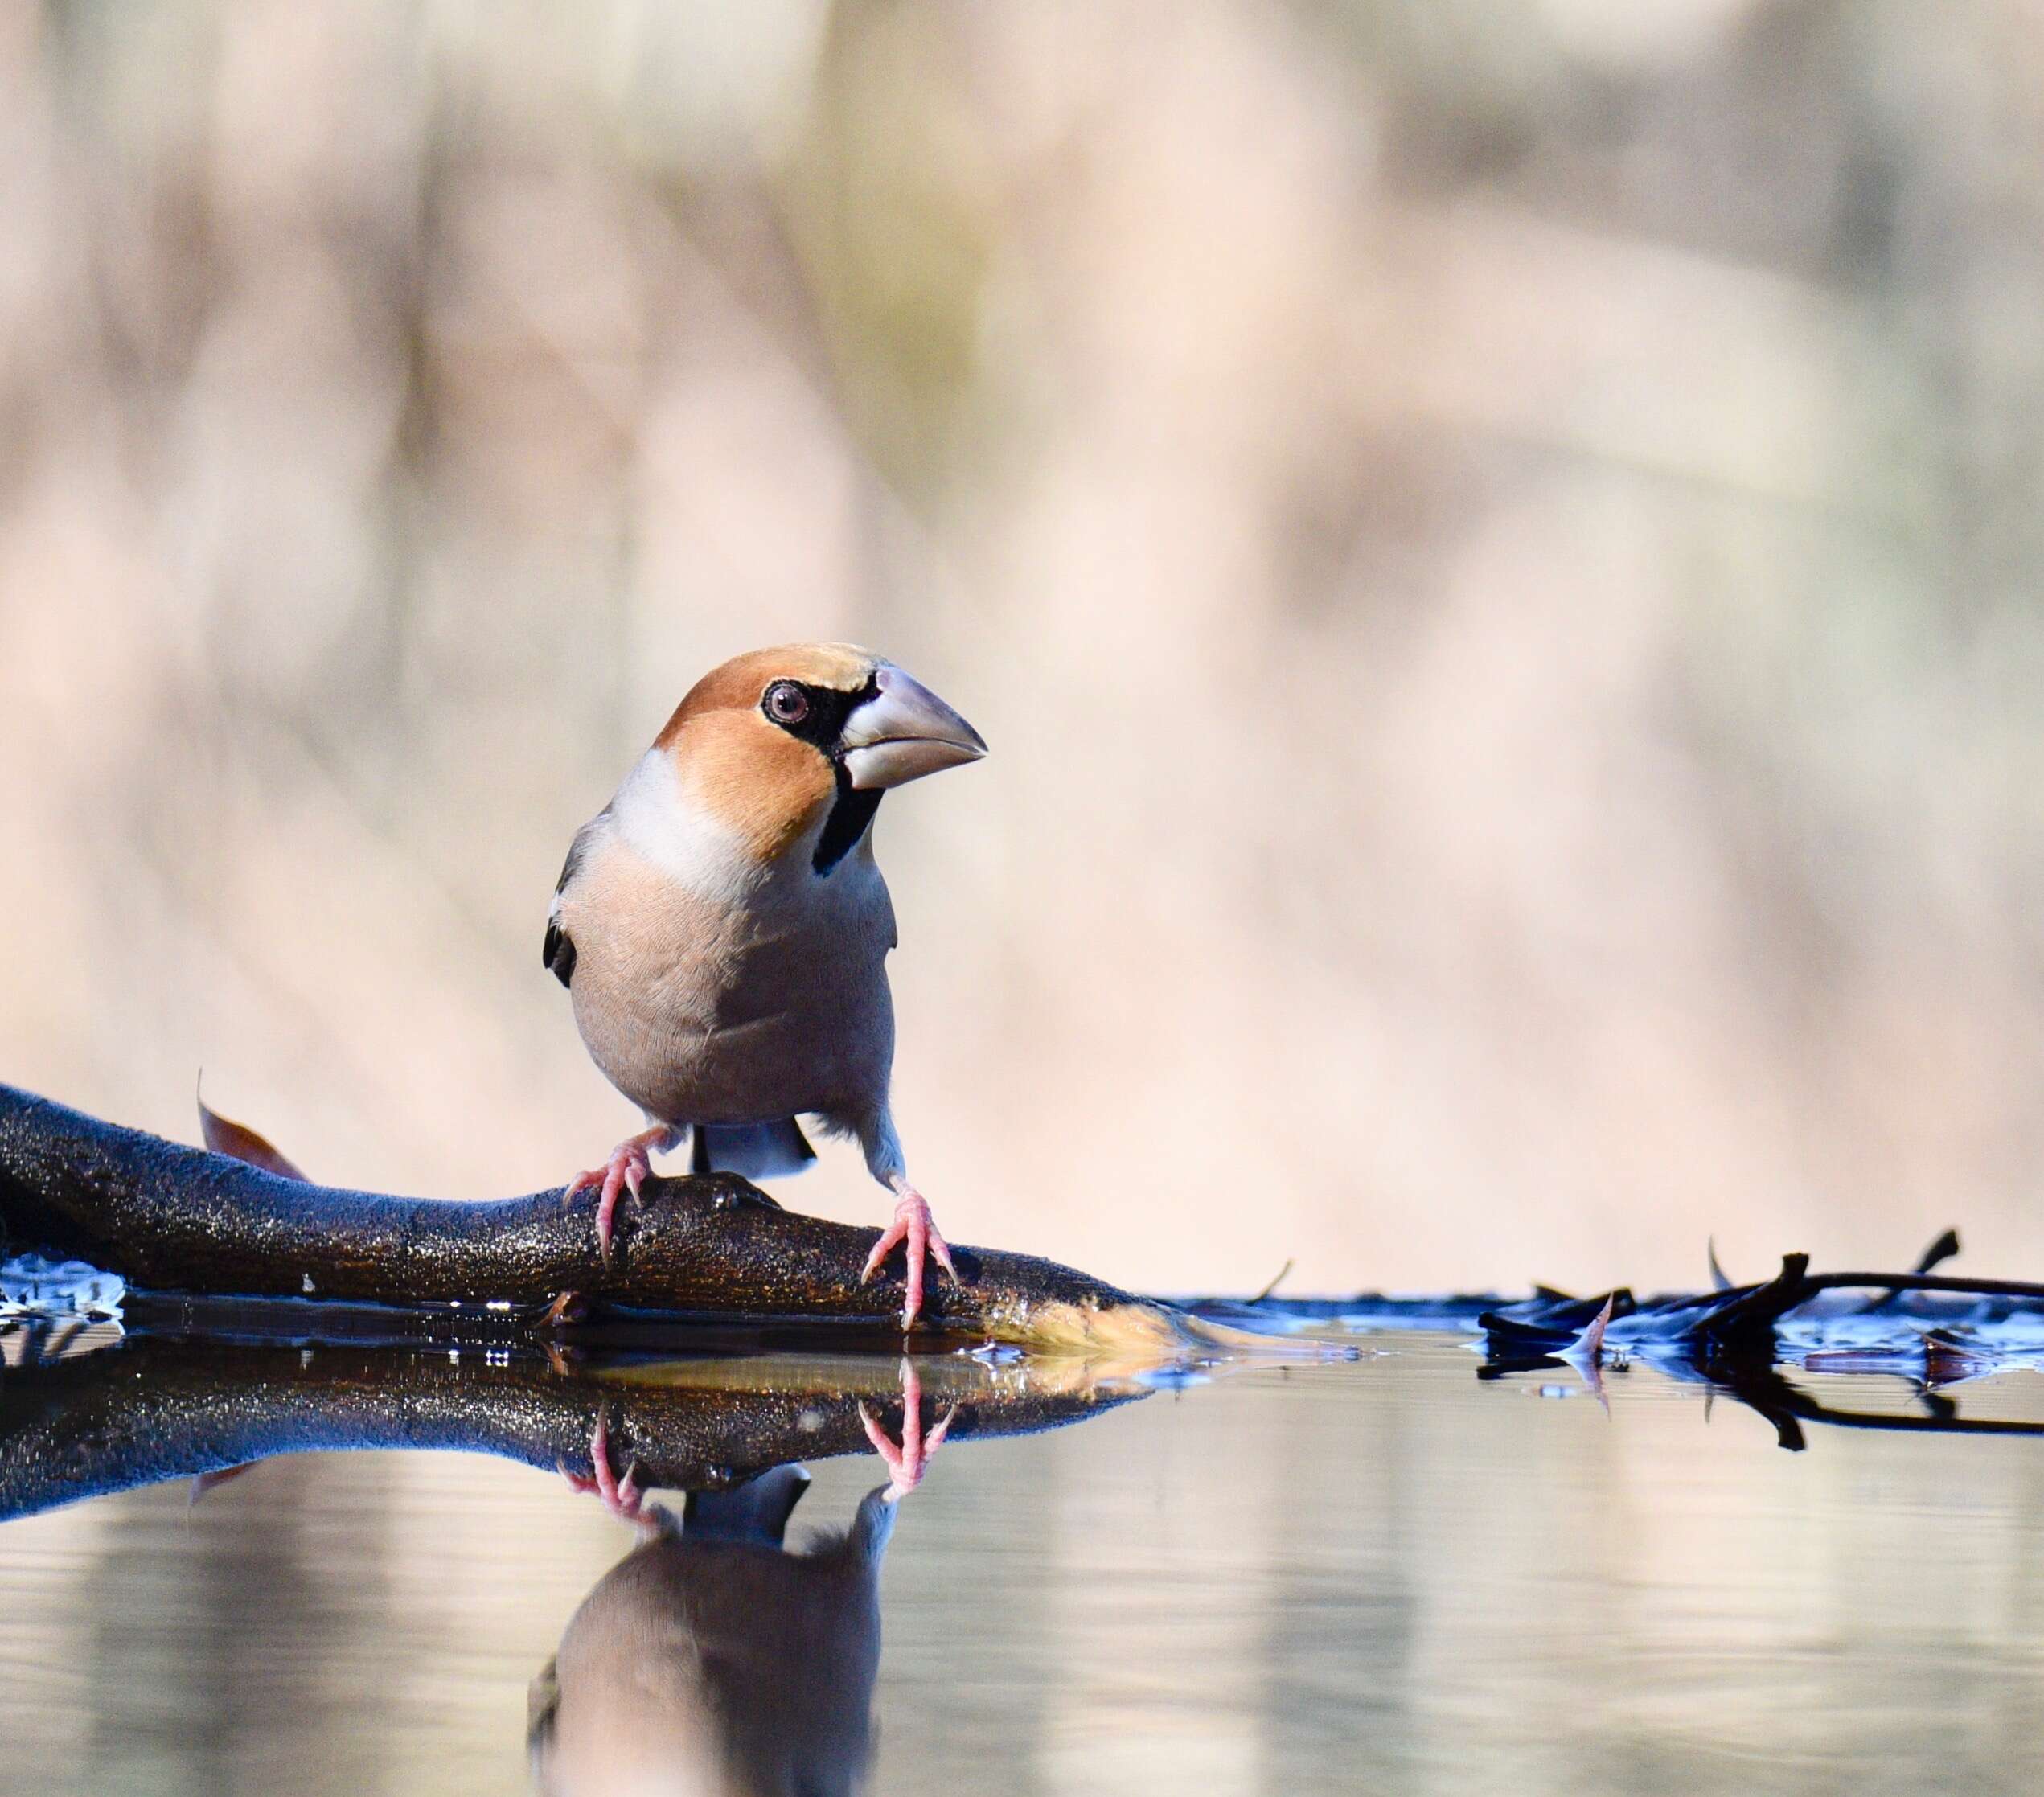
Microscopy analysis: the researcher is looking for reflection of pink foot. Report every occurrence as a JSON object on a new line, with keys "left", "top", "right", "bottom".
{"left": 557, "top": 1413, "right": 656, "bottom": 1529}
{"left": 541, "top": 1290, "right": 585, "bottom": 1330}
{"left": 860, "top": 1183, "right": 958, "bottom": 1327}
{"left": 858, "top": 1360, "right": 958, "bottom": 1498}
{"left": 563, "top": 1126, "right": 671, "bottom": 1258}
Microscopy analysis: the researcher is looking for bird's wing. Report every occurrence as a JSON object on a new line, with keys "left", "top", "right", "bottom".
{"left": 542, "top": 813, "right": 608, "bottom": 988}
{"left": 526, "top": 1655, "right": 561, "bottom": 1774}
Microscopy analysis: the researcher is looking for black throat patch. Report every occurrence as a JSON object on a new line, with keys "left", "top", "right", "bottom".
{"left": 761, "top": 673, "right": 885, "bottom": 876}
{"left": 814, "top": 770, "right": 882, "bottom": 876}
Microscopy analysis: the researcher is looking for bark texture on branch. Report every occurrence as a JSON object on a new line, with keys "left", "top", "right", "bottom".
{"left": 0, "top": 1084, "right": 1215, "bottom": 1352}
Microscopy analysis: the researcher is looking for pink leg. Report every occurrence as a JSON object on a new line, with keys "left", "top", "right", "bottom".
{"left": 563, "top": 1126, "right": 672, "bottom": 1258}
{"left": 860, "top": 1180, "right": 958, "bottom": 1328}
{"left": 857, "top": 1359, "right": 958, "bottom": 1499}
{"left": 556, "top": 1412, "right": 658, "bottom": 1530}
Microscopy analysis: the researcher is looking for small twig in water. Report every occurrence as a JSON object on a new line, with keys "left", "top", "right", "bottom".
{"left": 1250, "top": 1260, "right": 1295, "bottom": 1305}
{"left": 1561, "top": 1294, "right": 1618, "bottom": 1412}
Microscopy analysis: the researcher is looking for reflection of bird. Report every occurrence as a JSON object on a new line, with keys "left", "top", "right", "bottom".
{"left": 545, "top": 644, "right": 987, "bottom": 1325}
{"left": 530, "top": 1466, "right": 899, "bottom": 1797}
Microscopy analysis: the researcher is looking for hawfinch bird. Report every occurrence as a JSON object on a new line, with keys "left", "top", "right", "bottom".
{"left": 544, "top": 644, "right": 987, "bottom": 1325}
{"left": 530, "top": 1463, "right": 896, "bottom": 1797}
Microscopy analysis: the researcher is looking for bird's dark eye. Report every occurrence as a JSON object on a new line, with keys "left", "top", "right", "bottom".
{"left": 763, "top": 681, "right": 810, "bottom": 727}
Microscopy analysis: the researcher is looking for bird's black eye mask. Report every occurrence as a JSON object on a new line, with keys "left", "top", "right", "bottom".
{"left": 760, "top": 675, "right": 885, "bottom": 876}
{"left": 759, "top": 675, "right": 878, "bottom": 753}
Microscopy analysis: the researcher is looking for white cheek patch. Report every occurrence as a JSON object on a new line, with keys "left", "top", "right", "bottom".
{"left": 610, "top": 751, "right": 758, "bottom": 905}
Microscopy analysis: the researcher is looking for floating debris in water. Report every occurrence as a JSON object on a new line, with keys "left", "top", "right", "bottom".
{"left": 0, "top": 1253, "right": 124, "bottom": 1322}
{"left": 960, "top": 1341, "right": 1024, "bottom": 1366}
{"left": 1200, "top": 1229, "right": 2044, "bottom": 1450}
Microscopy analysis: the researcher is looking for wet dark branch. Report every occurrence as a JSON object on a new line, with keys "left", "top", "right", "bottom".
{"left": 1479, "top": 1250, "right": 2044, "bottom": 1358}
{"left": 0, "top": 1084, "right": 1206, "bottom": 1352}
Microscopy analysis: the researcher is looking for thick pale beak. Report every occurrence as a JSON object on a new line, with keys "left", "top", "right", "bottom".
{"left": 840, "top": 663, "right": 987, "bottom": 791}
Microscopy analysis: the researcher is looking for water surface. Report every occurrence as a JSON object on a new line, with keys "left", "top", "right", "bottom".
{"left": 2, "top": 1323, "right": 2042, "bottom": 1795}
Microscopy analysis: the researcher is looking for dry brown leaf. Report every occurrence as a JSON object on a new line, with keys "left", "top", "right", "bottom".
{"left": 196, "top": 1081, "right": 309, "bottom": 1183}
{"left": 190, "top": 1463, "right": 258, "bottom": 1504}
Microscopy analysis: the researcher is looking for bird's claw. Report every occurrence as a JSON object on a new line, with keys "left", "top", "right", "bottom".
{"left": 563, "top": 1136, "right": 659, "bottom": 1260}
{"left": 557, "top": 1413, "right": 657, "bottom": 1530}
{"left": 857, "top": 1358, "right": 957, "bottom": 1500}
{"left": 860, "top": 1187, "right": 957, "bottom": 1328}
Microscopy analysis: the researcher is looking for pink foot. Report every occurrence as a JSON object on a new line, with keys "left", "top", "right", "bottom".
{"left": 860, "top": 1183, "right": 958, "bottom": 1328}
{"left": 858, "top": 1359, "right": 957, "bottom": 1498}
{"left": 563, "top": 1127, "right": 669, "bottom": 1258}
{"left": 557, "top": 1413, "right": 657, "bottom": 1530}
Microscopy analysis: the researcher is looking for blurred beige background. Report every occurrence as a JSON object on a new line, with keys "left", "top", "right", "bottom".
{"left": 2, "top": 0, "right": 2042, "bottom": 1295}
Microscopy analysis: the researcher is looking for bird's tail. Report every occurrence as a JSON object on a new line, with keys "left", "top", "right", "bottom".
{"left": 685, "top": 1464, "right": 812, "bottom": 1547}
{"left": 689, "top": 1118, "right": 817, "bottom": 1180}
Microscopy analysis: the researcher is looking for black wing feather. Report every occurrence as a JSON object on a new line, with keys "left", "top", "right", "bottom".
{"left": 542, "top": 919, "right": 577, "bottom": 988}
{"left": 543, "top": 822, "right": 598, "bottom": 990}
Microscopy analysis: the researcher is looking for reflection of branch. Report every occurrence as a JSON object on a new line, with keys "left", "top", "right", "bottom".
{"left": 1705, "top": 1362, "right": 2044, "bottom": 1453}
{"left": 0, "top": 1084, "right": 1217, "bottom": 1352}
{"left": 1481, "top": 1347, "right": 2044, "bottom": 1454}
{"left": 0, "top": 1335, "right": 1146, "bottom": 1524}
